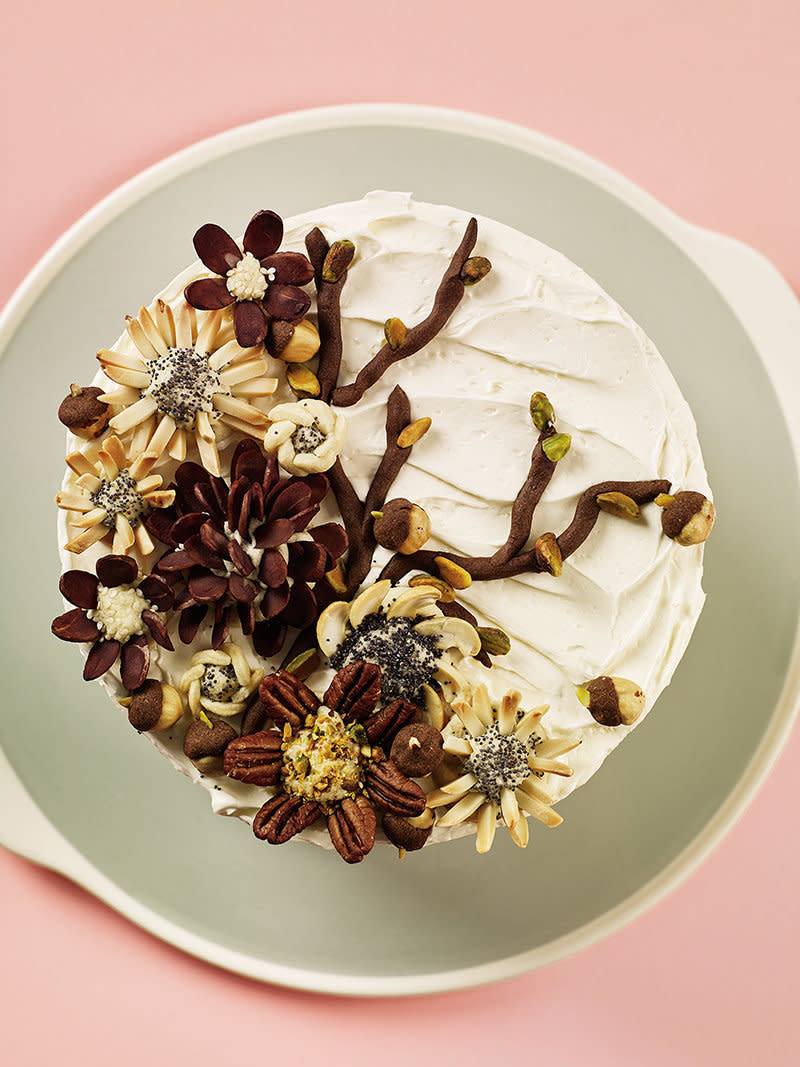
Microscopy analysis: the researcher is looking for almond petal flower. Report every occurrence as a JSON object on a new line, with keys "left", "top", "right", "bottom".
{"left": 193, "top": 223, "right": 242, "bottom": 274}
{"left": 243, "top": 210, "right": 283, "bottom": 260}
{"left": 183, "top": 277, "right": 234, "bottom": 310}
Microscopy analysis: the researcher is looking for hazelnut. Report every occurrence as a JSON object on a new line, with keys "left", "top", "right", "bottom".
{"left": 372, "top": 498, "right": 431, "bottom": 554}
{"left": 270, "top": 318, "right": 320, "bottom": 363}
{"left": 57, "top": 384, "right": 109, "bottom": 439}
{"left": 390, "top": 723, "right": 444, "bottom": 777}
{"left": 577, "top": 676, "right": 645, "bottom": 727}
{"left": 382, "top": 810, "right": 434, "bottom": 852}
{"left": 183, "top": 717, "right": 238, "bottom": 775}
{"left": 659, "top": 491, "right": 715, "bottom": 546}
{"left": 124, "top": 679, "right": 184, "bottom": 733}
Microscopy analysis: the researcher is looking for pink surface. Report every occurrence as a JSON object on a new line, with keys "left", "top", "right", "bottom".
{"left": 2, "top": 1, "right": 799, "bottom": 1062}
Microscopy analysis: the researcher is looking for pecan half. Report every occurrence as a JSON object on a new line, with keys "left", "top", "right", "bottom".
{"left": 253, "top": 794, "right": 322, "bottom": 844}
{"left": 259, "top": 670, "right": 320, "bottom": 730}
{"left": 365, "top": 760, "right": 426, "bottom": 817}
{"left": 327, "top": 796, "right": 377, "bottom": 863}
{"left": 364, "top": 698, "right": 418, "bottom": 744}
{"left": 223, "top": 731, "right": 282, "bottom": 786}
{"left": 324, "top": 660, "right": 381, "bottom": 722}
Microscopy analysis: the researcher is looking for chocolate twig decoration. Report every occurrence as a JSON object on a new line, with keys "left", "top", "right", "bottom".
{"left": 380, "top": 479, "right": 671, "bottom": 585}
{"left": 328, "top": 385, "right": 414, "bottom": 598}
{"left": 330, "top": 219, "right": 479, "bottom": 408}
{"left": 305, "top": 227, "right": 349, "bottom": 403}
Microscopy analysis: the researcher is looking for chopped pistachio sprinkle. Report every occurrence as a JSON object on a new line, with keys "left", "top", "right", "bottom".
{"left": 144, "top": 347, "right": 223, "bottom": 426}
{"left": 464, "top": 722, "right": 530, "bottom": 805}
{"left": 330, "top": 611, "right": 439, "bottom": 702}
{"left": 91, "top": 469, "right": 148, "bottom": 529}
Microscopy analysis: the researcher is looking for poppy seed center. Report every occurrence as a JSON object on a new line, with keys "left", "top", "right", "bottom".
{"left": 144, "top": 347, "right": 222, "bottom": 426}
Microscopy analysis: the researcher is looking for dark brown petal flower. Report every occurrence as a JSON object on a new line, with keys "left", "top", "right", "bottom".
{"left": 237, "top": 600, "right": 256, "bottom": 635}
{"left": 263, "top": 284, "right": 311, "bottom": 322}
{"left": 183, "top": 277, "right": 234, "bottom": 310}
{"left": 226, "top": 479, "right": 247, "bottom": 532}
{"left": 184, "top": 532, "right": 224, "bottom": 570}
{"left": 175, "top": 462, "right": 210, "bottom": 502}
{"left": 280, "top": 581, "right": 317, "bottom": 629}
{"left": 297, "top": 473, "right": 330, "bottom": 506}
{"left": 52, "top": 609, "right": 101, "bottom": 643}
{"left": 258, "top": 549, "right": 288, "bottom": 589}
{"left": 142, "top": 610, "right": 173, "bottom": 651}
{"left": 228, "top": 573, "right": 257, "bottom": 604}
{"left": 198, "top": 521, "right": 229, "bottom": 557}
{"left": 288, "top": 540, "right": 329, "bottom": 583}
{"left": 212, "top": 600, "right": 230, "bottom": 648}
{"left": 120, "top": 635, "right": 150, "bottom": 690}
{"left": 179, "top": 604, "right": 207, "bottom": 644}
{"left": 157, "top": 548, "right": 196, "bottom": 572}
{"left": 310, "top": 522, "right": 348, "bottom": 562}
{"left": 261, "top": 582, "right": 291, "bottom": 619}
{"left": 242, "top": 210, "right": 283, "bottom": 260}
{"left": 261, "top": 251, "right": 314, "bottom": 286}
{"left": 138, "top": 574, "right": 174, "bottom": 611}
{"left": 253, "top": 518, "right": 295, "bottom": 549}
{"left": 268, "top": 483, "right": 313, "bottom": 526}
{"left": 233, "top": 300, "right": 268, "bottom": 347}
{"left": 59, "top": 570, "right": 99, "bottom": 610}
{"left": 83, "top": 639, "right": 121, "bottom": 680}
{"left": 95, "top": 554, "right": 138, "bottom": 588}
{"left": 193, "top": 222, "right": 241, "bottom": 275}
{"left": 252, "top": 619, "right": 287, "bottom": 659}
{"left": 188, "top": 571, "right": 228, "bottom": 603}
{"left": 226, "top": 537, "right": 253, "bottom": 577}
{"left": 231, "top": 439, "right": 267, "bottom": 484}
{"left": 144, "top": 508, "right": 176, "bottom": 547}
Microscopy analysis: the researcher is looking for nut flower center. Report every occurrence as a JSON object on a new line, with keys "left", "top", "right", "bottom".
{"left": 282, "top": 708, "right": 363, "bottom": 808}
{"left": 464, "top": 722, "right": 530, "bottom": 805}
{"left": 144, "top": 347, "right": 222, "bottom": 427}
{"left": 225, "top": 251, "right": 274, "bottom": 301}
{"left": 86, "top": 584, "right": 151, "bottom": 644}
{"left": 91, "top": 469, "right": 148, "bottom": 529}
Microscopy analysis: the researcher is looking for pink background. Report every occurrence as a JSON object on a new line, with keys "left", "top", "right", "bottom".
{"left": 2, "top": 1, "right": 799, "bottom": 1062}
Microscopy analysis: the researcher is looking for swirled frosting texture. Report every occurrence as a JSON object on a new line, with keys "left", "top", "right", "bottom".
{"left": 60, "top": 192, "right": 710, "bottom": 846}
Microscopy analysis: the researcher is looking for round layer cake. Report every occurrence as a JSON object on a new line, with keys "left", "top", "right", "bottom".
{"left": 54, "top": 191, "right": 713, "bottom": 860}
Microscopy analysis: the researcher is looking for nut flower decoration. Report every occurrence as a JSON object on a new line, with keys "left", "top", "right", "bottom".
{"left": 180, "top": 643, "right": 263, "bottom": 723}
{"left": 97, "top": 299, "right": 277, "bottom": 476}
{"left": 57, "top": 435, "right": 175, "bottom": 556}
{"left": 184, "top": 210, "right": 314, "bottom": 347}
{"left": 426, "top": 685, "right": 580, "bottom": 853}
{"left": 317, "top": 579, "right": 481, "bottom": 704}
{"left": 150, "top": 440, "right": 347, "bottom": 657}
{"left": 51, "top": 554, "right": 174, "bottom": 689}
{"left": 223, "top": 662, "right": 431, "bottom": 864}
{"left": 263, "top": 398, "right": 347, "bottom": 476}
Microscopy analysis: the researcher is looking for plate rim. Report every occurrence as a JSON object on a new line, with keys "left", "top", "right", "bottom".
{"left": 2, "top": 102, "right": 800, "bottom": 996}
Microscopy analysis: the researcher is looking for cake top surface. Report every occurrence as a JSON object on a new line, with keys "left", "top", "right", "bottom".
{"left": 54, "top": 191, "right": 713, "bottom": 860}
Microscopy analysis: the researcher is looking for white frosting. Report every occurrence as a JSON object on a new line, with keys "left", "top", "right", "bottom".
{"left": 58, "top": 191, "right": 710, "bottom": 850}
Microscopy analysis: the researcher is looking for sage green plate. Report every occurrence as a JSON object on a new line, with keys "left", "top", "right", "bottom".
{"left": 2, "top": 105, "right": 799, "bottom": 995}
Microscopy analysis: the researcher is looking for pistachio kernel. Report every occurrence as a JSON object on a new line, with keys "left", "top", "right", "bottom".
{"left": 460, "top": 256, "right": 492, "bottom": 285}
{"left": 655, "top": 492, "right": 675, "bottom": 508}
{"left": 397, "top": 417, "right": 432, "bottom": 448}
{"left": 476, "top": 627, "right": 511, "bottom": 656}
{"left": 321, "top": 239, "right": 355, "bottom": 283}
{"left": 284, "top": 647, "right": 319, "bottom": 679}
{"left": 596, "top": 491, "right": 641, "bottom": 521}
{"left": 384, "top": 317, "right": 408, "bottom": 350}
{"left": 542, "top": 433, "right": 572, "bottom": 462}
{"left": 434, "top": 556, "right": 472, "bottom": 589}
{"left": 409, "top": 573, "right": 455, "bottom": 602}
{"left": 529, "top": 391, "right": 555, "bottom": 432}
{"left": 534, "top": 532, "right": 563, "bottom": 576}
{"left": 286, "top": 365, "right": 321, "bottom": 399}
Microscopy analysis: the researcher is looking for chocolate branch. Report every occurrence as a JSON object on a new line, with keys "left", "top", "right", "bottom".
{"left": 330, "top": 219, "right": 480, "bottom": 408}
{"left": 305, "top": 227, "right": 350, "bottom": 403}
{"left": 380, "top": 479, "right": 671, "bottom": 584}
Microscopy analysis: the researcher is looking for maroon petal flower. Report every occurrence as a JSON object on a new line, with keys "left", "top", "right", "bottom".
{"left": 231, "top": 439, "right": 267, "bottom": 484}
{"left": 51, "top": 609, "right": 101, "bottom": 643}
{"left": 184, "top": 277, "right": 234, "bottom": 311}
{"left": 138, "top": 575, "right": 174, "bottom": 611}
{"left": 189, "top": 572, "right": 229, "bottom": 603}
{"left": 262, "top": 583, "right": 291, "bottom": 619}
{"left": 280, "top": 581, "right": 318, "bottom": 629}
{"left": 243, "top": 210, "right": 283, "bottom": 260}
{"left": 120, "top": 636, "right": 150, "bottom": 690}
{"left": 261, "top": 251, "right": 315, "bottom": 287}
{"left": 212, "top": 602, "right": 230, "bottom": 649}
{"left": 288, "top": 541, "right": 329, "bottom": 583}
{"left": 252, "top": 619, "right": 287, "bottom": 658}
{"left": 253, "top": 518, "right": 295, "bottom": 549}
{"left": 259, "top": 549, "right": 288, "bottom": 589}
{"left": 142, "top": 610, "right": 173, "bottom": 651}
{"left": 227, "top": 538, "right": 254, "bottom": 577}
{"left": 310, "top": 523, "right": 348, "bottom": 562}
{"left": 263, "top": 284, "right": 311, "bottom": 322}
{"left": 193, "top": 223, "right": 242, "bottom": 275}
{"left": 84, "top": 640, "right": 121, "bottom": 681}
{"left": 179, "top": 604, "right": 207, "bottom": 644}
{"left": 96, "top": 554, "right": 138, "bottom": 588}
{"left": 233, "top": 301, "right": 268, "bottom": 347}
{"left": 59, "top": 570, "right": 99, "bottom": 610}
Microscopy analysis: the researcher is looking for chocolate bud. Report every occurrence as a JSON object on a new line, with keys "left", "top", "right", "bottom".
{"left": 124, "top": 679, "right": 184, "bottom": 733}
{"left": 373, "top": 498, "right": 431, "bottom": 554}
{"left": 577, "top": 676, "right": 645, "bottom": 727}
{"left": 58, "top": 384, "right": 109, "bottom": 439}
{"left": 183, "top": 717, "right": 238, "bottom": 775}
{"left": 390, "top": 723, "right": 444, "bottom": 778}
{"left": 382, "top": 810, "right": 434, "bottom": 852}
{"left": 660, "top": 491, "right": 715, "bottom": 546}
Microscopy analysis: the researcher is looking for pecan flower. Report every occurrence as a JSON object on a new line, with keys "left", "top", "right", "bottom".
{"left": 51, "top": 554, "right": 174, "bottom": 689}
{"left": 184, "top": 210, "right": 314, "bottom": 347}
{"left": 224, "top": 662, "right": 433, "bottom": 863}
{"left": 426, "top": 684, "right": 580, "bottom": 852}
{"left": 97, "top": 298, "right": 278, "bottom": 477}
{"left": 263, "top": 398, "right": 347, "bottom": 476}
{"left": 57, "top": 434, "right": 175, "bottom": 556}
{"left": 149, "top": 439, "right": 347, "bottom": 657}
{"left": 316, "top": 580, "right": 481, "bottom": 704}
